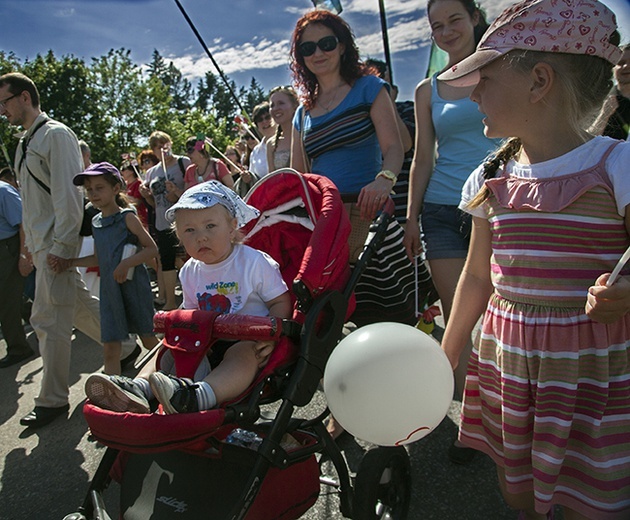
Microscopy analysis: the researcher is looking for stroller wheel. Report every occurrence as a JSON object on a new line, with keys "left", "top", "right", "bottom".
{"left": 352, "top": 446, "right": 411, "bottom": 520}
{"left": 62, "top": 514, "right": 87, "bottom": 520}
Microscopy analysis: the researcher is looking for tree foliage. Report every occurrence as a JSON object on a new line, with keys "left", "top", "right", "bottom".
{"left": 0, "top": 48, "right": 271, "bottom": 170}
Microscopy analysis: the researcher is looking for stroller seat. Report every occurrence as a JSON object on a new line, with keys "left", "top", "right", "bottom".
{"left": 83, "top": 171, "right": 353, "bottom": 455}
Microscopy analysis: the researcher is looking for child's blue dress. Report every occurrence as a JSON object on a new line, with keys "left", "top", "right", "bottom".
{"left": 92, "top": 208, "right": 155, "bottom": 342}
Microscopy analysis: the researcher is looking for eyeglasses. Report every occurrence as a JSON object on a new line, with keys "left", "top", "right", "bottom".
{"left": 186, "top": 147, "right": 196, "bottom": 154}
{"left": 141, "top": 159, "right": 153, "bottom": 165}
{"left": 0, "top": 93, "right": 18, "bottom": 110}
{"left": 298, "top": 35, "right": 338, "bottom": 57}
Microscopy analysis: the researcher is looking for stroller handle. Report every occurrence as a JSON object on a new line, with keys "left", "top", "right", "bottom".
{"left": 153, "top": 310, "right": 301, "bottom": 343}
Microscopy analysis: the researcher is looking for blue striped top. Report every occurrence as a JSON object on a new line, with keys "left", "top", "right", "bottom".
{"left": 293, "top": 75, "right": 387, "bottom": 194}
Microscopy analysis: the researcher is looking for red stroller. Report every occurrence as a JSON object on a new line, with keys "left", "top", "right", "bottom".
{"left": 64, "top": 170, "right": 412, "bottom": 520}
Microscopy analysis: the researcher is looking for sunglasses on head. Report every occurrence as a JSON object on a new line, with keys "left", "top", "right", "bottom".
{"left": 298, "top": 35, "right": 338, "bottom": 57}
{"left": 270, "top": 84, "right": 295, "bottom": 94}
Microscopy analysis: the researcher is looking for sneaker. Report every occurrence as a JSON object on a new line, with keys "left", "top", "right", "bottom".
{"left": 85, "top": 373, "right": 150, "bottom": 414}
{"left": 149, "top": 372, "right": 199, "bottom": 414}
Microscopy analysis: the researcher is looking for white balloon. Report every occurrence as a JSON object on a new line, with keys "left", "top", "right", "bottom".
{"left": 323, "top": 323, "right": 454, "bottom": 446}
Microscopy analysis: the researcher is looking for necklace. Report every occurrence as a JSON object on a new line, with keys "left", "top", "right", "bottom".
{"left": 318, "top": 83, "right": 345, "bottom": 112}
{"left": 196, "top": 160, "right": 211, "bottom": 183}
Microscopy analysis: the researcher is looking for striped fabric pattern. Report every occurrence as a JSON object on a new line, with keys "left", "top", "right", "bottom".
{"left": 460, "top": 171, "right": 630, "bottom": 518}
{"left": 304, "top": 104, "right": 375, "bottom": 160}
{"left": 351, "top": 219, "right": 417, "bottom": 327}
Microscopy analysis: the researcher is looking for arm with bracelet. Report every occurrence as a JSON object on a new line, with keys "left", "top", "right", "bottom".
{"left": 356, "top": 87, "right": 403, "bottom": 221}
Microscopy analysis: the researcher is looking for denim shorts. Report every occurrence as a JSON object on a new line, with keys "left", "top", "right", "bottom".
{"left": 420, "top": 202, "right": 472, "bottom": 260}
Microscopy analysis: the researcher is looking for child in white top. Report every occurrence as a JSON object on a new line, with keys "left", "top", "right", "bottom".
{"left": 85, "top": 181, "right": 290, "bottom": 413}
{"left": 438, "top": 0, "right": 630, "bottom": 519}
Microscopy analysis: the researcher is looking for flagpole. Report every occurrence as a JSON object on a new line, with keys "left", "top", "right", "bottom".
{"left": 378, "top": 0, "right": 394, "bottom": 85}
{"left": 173, "top": 0, "right": 249, "bottom": 119}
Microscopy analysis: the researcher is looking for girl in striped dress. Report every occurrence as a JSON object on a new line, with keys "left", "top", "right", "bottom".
{"left": 438, "top": 0, "right": 629, "bottom": 518}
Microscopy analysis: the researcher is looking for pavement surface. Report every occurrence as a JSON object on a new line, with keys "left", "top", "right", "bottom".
{"left": 0, "top": 312, "right": 534, "bottom": 520}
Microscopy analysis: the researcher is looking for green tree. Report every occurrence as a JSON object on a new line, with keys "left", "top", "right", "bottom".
{"left": 21, "top": 51, "right": 100, "bottom": 144}
{"left": 243, "top": 77, "right": 267, "bottom": 115}
{"left": 147, "top": 49, "right": 192, "bottom": 115}
{"left": 89, "top": 48, "right": 152, "bottom": 162}
{"left": 0, "top": 47, "right": 269, "bottom": 169}
{"left": 195, "top": 72, "right": 218, "bottom": 112}
{"left": 0, "top": 51, "right": 23, "bottom": 169}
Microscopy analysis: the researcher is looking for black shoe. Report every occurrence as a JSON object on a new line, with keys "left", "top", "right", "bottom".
{"left": 448, "top": 441, "right": 476, "bottom": 465}
{"left": 0, "top": 349, "right": 35, "bottom": 368}
{"left": 20, "top": 404, "right": 70, "bottom": 427}
{"left": 120, "top": 345, "right": 141, "bottom": 370}
{"left": 149, "top": 372, "right": 199, "bottom": 414}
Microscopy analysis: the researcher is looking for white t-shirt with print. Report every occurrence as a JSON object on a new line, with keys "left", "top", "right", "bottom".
{"left": 179, "top": 244, "right": 288, "bottom": 316}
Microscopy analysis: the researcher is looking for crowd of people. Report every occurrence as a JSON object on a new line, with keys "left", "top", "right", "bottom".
{"left": 0, "top": 0, "right": 629, "bottom": 518}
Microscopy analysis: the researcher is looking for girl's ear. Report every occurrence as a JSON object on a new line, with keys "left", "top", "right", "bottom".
{"left": 529, "top": 61, "right": 554, "bottom": 104}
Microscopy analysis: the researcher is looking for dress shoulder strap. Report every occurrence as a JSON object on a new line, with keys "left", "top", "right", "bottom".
{"left": 598, "top": 140, "right": 623, "bottom": 166}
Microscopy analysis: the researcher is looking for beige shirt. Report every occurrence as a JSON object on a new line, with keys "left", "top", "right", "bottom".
{"left": 14, "top": 113, "right": 84, "bottom": 258}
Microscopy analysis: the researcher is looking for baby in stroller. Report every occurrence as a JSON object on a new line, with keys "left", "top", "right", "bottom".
{"left": 85, "top": 181, "right": 291, "bottom": 414}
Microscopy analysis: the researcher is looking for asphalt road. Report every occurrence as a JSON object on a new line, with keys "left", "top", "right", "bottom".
{"left": 0, "top": 318, "right": 526, "bottom": 520}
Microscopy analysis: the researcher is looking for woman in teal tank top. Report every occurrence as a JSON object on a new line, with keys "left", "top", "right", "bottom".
{"left": 403, "top": 0, "right": 496, "bottom": 464}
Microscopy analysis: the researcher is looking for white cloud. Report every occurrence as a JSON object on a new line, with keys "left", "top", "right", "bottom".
{"left": 357, "top": 16, "right": 429, "bottom": 56}
{"left": 344, "top": 0, "right": 420, "bottom": 16}
{"left": 169, "top": 38, "right": 292, "bottom": 81}
{"left": 54, "top": 8, "right": 76, "bottom": 18}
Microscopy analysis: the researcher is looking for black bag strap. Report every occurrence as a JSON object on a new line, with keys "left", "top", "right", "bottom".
{"left": 177, "top": 157, "right": 186, "bottom": 177}
{"left": 19, "top": 117, "right": 51, "bottom": 194}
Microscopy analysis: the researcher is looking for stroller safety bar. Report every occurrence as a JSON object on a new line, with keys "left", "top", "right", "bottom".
{"left": 154, "top": 310, "right": 301, "bottom": 344}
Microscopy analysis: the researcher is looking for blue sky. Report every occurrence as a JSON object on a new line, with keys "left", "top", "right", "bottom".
{"left": 1, "top": 0, "right": 629, "bottom": 102}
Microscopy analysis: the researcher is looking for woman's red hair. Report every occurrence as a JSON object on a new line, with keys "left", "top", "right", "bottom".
{"left": 290, "top": 10, "right": 369, "bottom": 110}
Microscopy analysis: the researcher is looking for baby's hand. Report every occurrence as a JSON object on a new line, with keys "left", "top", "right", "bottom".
{"left": 586, "top": 273, "right": 630, "bottom": 324}
{"left": 113, "top": 260, "right": 130, "bottom": 284}
{"left": 253, "top": 340, "right": 275, "bottom": 368}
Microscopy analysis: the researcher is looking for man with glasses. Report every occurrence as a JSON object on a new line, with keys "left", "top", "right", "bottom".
{"left": 248, "top": 102, "right": 276, "bottom": 178}
{"left": 0, "top": 72, "right": 103, "bottom": 428}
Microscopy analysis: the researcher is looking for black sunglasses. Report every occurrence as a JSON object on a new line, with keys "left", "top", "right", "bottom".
{"left": 298, "top": 35, "right": 338, "bottom": 57}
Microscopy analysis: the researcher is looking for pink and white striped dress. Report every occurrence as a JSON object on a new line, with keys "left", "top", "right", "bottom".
{"left": 461, "top": 143, "right": 630, "bottom": 519}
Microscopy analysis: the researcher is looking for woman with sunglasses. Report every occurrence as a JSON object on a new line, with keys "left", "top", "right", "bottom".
{"left": 290, "top": 10, "right": 415, "bottom": 439}
{"left": 290, "top": 11, "right": 403, "bottom": 212}
{"left": 183, "top": 136, "right": 235, "bottom": 190}
{"left": 224, "top": 145, "right": 243, "bottom": 177}
{"left": 266, "top": 86, "right": 299, "bottom": 171}
{"left": 249, "top": 102, "right": 276, "bottom": 179}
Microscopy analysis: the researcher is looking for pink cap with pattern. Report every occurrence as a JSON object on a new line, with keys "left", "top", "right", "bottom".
{"left": 439, "top": 0, "right": 622, "bottom": 86}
